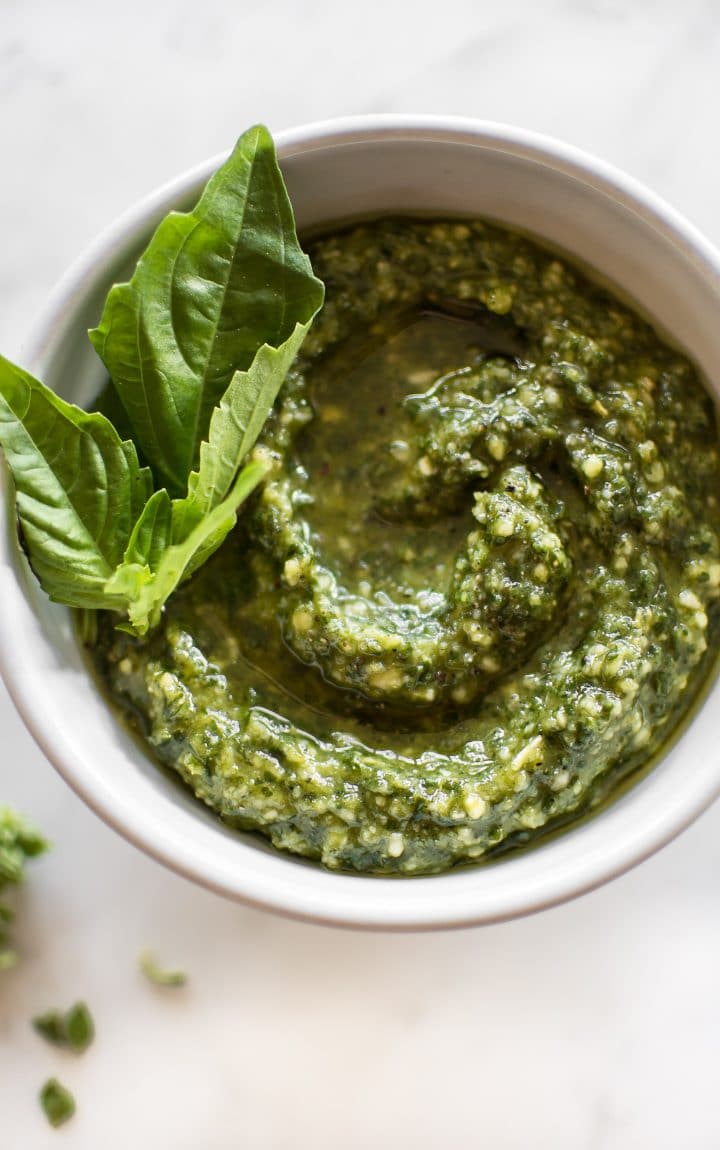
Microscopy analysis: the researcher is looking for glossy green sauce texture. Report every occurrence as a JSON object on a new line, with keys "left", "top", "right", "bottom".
{"left": 93, "top": 218, "right": 720, "bottom": 874}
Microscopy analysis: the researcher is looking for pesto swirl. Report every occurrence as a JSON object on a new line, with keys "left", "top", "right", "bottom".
{"left": 265, "top": 462, "right": 571, "bottom": 707}
{"left": 95, "top": 219, "right": 720, "bottom": 874}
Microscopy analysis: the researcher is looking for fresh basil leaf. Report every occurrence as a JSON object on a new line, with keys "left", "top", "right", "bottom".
{"left": 0, "top": 356, "right": 152, "bottom": 609}
{"left": 93, "top": 376, "right": 141, "bottom": 451}
{"left": 90, "top": 124, "right": 324, "bottom": 496}
{"left": 172, "top": 323, "right": 309, "bottom": 540}
{"left": 123, "top": 487, "right": 172, "bottom": 569}
{"left": 106, "top": 456, "right": 269, "bottom": 635}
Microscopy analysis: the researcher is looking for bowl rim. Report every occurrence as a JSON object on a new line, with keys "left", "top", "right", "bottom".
{"left": 3, "top": 113, "right": 720, "bottom": 930}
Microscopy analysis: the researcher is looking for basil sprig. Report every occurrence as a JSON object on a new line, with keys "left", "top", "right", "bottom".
{"left": 0, "top": 125, "right": 324, "bottom": 635}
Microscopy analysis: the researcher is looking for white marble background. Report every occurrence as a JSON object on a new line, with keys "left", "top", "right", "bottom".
{"left": 1, "top": 1, "right": 720, "bottom": 1146}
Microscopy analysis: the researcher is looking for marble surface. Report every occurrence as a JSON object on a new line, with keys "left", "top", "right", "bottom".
{"left": 2, "top": 1, "right": 720, "bottom": 1145}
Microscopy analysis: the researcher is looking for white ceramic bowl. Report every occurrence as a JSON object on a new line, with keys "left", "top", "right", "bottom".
{"left": 2, "top": 116, "right": 720, "bottom": 930}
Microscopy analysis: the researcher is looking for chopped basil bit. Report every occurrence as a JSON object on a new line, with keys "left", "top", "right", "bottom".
{"left": 0, "top": 809, "right": 48, "bottom": 969}
{"left": 33, "top": 1001, "right": 94, "bottom": 1053}
{"left": 139, "top": 951, "right": 187, "bottom": 987}
{"left": 0, "top": 949, "right": 17, "bottom": 971}
{"left": 39, "top": 1078, "right": 76, "bottom": 1128}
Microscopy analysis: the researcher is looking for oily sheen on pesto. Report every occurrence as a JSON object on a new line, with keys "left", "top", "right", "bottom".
{"left": 94, "top": 218, "right": 720, "bottom": 875}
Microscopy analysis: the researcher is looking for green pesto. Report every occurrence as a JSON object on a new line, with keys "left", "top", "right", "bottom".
{"left": 92, "top": 218, "right": 720, "bottom": 875}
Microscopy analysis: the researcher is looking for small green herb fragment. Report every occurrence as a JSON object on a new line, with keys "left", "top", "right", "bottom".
{"left": 140, "top": 950, "right": 187, "bottom": 987}
{"left": 0, "top": 809, "right": 48, "bottom": 970}
{"left": 33, "top": 1001, "right": 95, "bottom": 1053}
{"left": 40, "top": 1078, "right": 76, "bottom": 1128}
